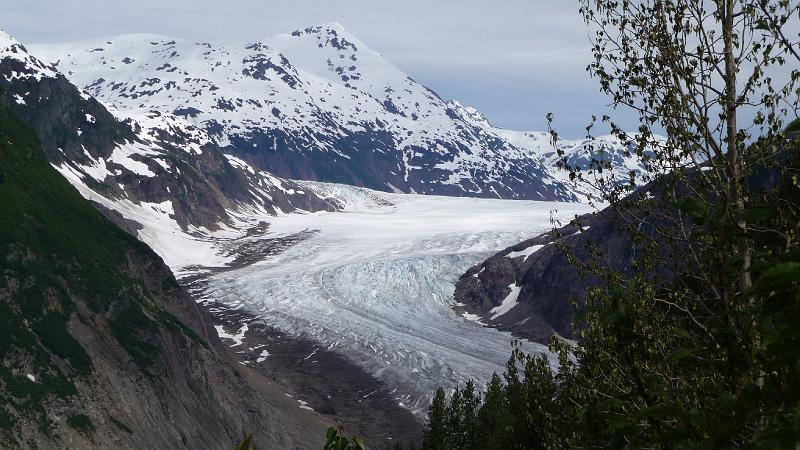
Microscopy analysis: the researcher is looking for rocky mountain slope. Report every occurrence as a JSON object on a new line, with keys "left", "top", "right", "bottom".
{"left": 0, "top": 95, "right": 333, "bottom": 449}
{"left": 453, "top": 135, "right": 797, "bottom": 344}
{"left": 0, "top": 30, "right": 335, "bottom": 235}
{"left": 453, "top": 208, "right": 634, "bottom": 343}
{"left": 31, "top": 24, "right": 612, "bottom": 201}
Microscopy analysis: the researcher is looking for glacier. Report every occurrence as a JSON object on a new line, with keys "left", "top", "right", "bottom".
{"left": 197, "top": 183, "right": 593, "bottom": 413}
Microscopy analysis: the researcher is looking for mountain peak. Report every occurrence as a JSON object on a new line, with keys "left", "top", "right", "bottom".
{"left": 284, "top": 22, "right": 366, "bottom": 56}
{"left": 448, "top": 100, "right": 493, "bottom": 128}
{"left": 293, "top": 22, "right": 349, "bottom": 36}
{"left": 0, "top": 28, "right": 19, "bottom": 49}
{"left": 105, "top": 32, "right": 183, "bottom": 45}
{"left": 0, "top": 28, "right": 58, "bottom": 81}
{"left": 318, "top": 21, "right": 347, "bottom": 32}
{"left": 31, "top": 29, "right": 588, "bottom": 202}
{"left": 0, "top": 28, "right": 27, "bottom": 59}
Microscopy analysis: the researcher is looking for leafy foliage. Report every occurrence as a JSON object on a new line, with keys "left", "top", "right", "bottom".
{"left": 324, "top": 427, "right": 366, "bottom": 450}
{"left": 417, "top": 1, "right": 800, "bottom": 449}
{"left": 233, "top": 434, "right": 257, "bottom": 450}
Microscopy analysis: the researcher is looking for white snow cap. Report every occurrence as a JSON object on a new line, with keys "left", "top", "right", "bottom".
{"left": 30, "top": 25, "right": 570, "bottom": 199}
{"left": 0, "top": 28, "right": 58, "bottom": 80}
{"left": 0, "top": 28, "right": 24, "bottom": 56}
{"left": 311, "top": 21, "right": 346, "bottom": 31}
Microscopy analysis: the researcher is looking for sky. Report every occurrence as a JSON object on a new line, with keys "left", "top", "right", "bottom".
{"left": 0, "top": 0, "right": 636, "bottom": 136}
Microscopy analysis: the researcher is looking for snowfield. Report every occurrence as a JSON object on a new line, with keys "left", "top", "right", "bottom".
{"left": 197, "top": 183, "right": 592, "bottom": 413}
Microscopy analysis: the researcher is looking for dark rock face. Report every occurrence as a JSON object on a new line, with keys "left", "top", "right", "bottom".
{"left": 454, "top": 144, "right": 797, "bottom": 344}
{"left": 242, "top": 53, "right": 301, "bottom": 87}
{"left": 454, "top": 208, "right": 640, "bottom": 343}
{"left": 232, "top": 126, "right": 575, "bottom": 200}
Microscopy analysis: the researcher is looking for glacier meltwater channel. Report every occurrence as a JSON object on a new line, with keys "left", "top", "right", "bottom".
{"left": 199, "top": 185, "right": 592, "bottom": 413}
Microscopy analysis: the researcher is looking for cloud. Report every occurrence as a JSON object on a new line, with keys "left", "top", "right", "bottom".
{"left": 0, "top": 0, "right": 626, "bottom": 134}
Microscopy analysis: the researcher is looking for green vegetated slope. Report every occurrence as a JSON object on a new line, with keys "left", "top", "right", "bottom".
{"left": 0, "top": 94, "right": 199, "bottom": 445}
{"left": 0, "top": 88, "right": 180, "bottom": 429}
{"left": 0, "top": 93, "right": 329, "bottom": 450}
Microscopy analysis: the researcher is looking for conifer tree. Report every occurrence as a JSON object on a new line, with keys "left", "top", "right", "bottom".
{"left": 475, "top": 374, "right": 512, "bottom": 449}
{"left": 444, "top": 387, "right": 462, "bottom": 449}
{"left": 422, "top": 388, "right": 448, "bottom": 450}
{"left": 459, "top": 381, "right": 480, "bottom": 447}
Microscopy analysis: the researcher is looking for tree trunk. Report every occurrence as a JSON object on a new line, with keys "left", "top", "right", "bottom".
{"left": 722, "top": 0, "right": 751, "bottom": 292}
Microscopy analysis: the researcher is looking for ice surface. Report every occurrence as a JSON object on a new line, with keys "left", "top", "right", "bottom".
{"left": 201, "top": 186, "right": 592, "bottom": 413}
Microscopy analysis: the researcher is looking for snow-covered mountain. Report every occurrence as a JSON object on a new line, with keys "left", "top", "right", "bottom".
{"left": 0, "top": 29, "right": 335, "bottom": 236}
{"left": 447, "top": 101, "right": 656, "bottom": 201}
{"left": 33, "top": 24, "right": 595, "bottom": 201}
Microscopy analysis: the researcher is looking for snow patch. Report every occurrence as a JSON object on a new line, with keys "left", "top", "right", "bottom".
{"left": 256, "top": 349, "right": 270, "bottom": 363}
{"left": 505, "top": 244, "right": 544, "bottom": 261}
{"left": 108, "top": 141, "right": 157, "bottom": 177}
{"left": 297, "top": 399, "right": 314, "bottom": 411}
{"left": 214, "top": 323, "right": 249, "bottom": 347}
{"left": 489, "top": 283, "right": 521, "bottom": 319}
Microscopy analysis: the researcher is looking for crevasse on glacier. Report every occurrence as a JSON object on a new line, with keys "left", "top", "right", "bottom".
{"left": 200, "top": 185, "right": 592, "bottom": 413}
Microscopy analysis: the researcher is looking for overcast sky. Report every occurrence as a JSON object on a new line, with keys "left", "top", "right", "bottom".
{"left": 0, "top": 0, "right": 636, "bottom": 136}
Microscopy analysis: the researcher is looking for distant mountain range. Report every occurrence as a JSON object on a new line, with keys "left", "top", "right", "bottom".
{"left": 32, "top": 23, "right": 647, "bottom": 202}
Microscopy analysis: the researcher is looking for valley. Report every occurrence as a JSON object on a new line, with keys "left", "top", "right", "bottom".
{"left": 176, "top": 184, "right": 593, "bottom": 414}
{"left": 0, "top": 23, "right": 611, "bottom": 447}
{"left": 3, "top": 0, "right": 798, "bottom": 446}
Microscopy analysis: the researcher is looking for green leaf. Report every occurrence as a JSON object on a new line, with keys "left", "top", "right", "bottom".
{"left": 638, "top": 403, "right": 687, "bottom": 420}
{"left": 738, "top": 208, "right": 773, "bottom": 223}
{"left": 670, "top": 348, "right": 695, "bottom": 361}
{"left": 233, "top": 434, "right": 255, "bottom": 450}
{"left": 755, "top": 262, "right": 800, "bottom": 292}
{"left": 325, "top": 427, "right": 338, "bottom": 442}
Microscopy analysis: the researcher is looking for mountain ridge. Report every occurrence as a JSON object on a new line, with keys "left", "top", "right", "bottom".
{"left": 32, "top": 24, "right": 638, "bottom": 202}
